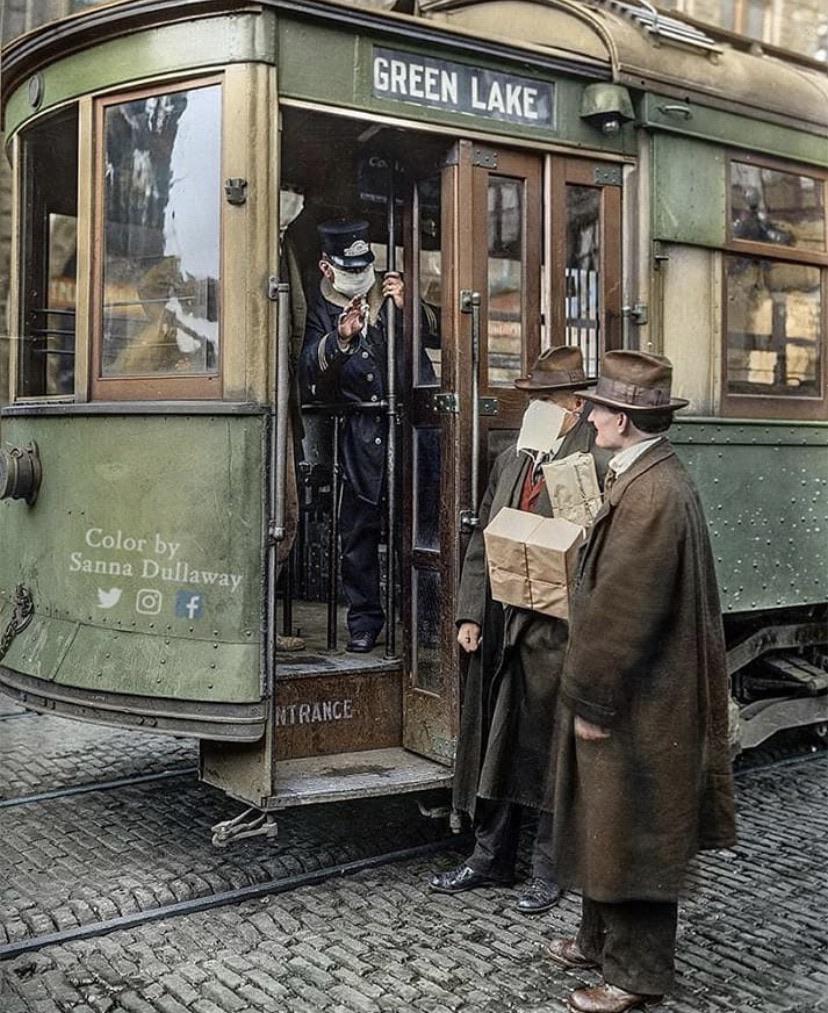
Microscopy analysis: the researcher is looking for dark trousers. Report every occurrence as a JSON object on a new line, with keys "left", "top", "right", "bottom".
{"left": 577, "top": 895, "right": 678, "bottom": 996}
{"left": 339, "top": 482, "right": 384, "bottom": 637}
{"left": 467, "top": 798, "right": 555, "bottom": 882}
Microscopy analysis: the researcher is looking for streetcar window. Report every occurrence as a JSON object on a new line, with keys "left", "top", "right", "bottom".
{"left": 725, "top": 258, "right": 822, "bottom": 398}
{"left": 19, "top": 107, "right": 78, "bottom": 398}
{"left": 565, "top": 184, "right": 601, "bottom": 378}
{"left": 487, "top": 176, "right": 524, "bottom": 386}
{"left": 97, "top": 82, "right": 221, "bottom": 388}
{"left": 730, "top": 162, "right": 826, "bottom": 251}
{"left": 723, "top": 155, "right": 827, "bottom": 417}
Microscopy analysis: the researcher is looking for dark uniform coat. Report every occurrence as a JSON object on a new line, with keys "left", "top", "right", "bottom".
{"left": 551, "top": 439, "right": 737, "bottom": 903}
{"left": 453, "top": 411, "right": 609, "bottom": 820}
{"left": 299, "top": 277, "right": 438, "bottom": 506}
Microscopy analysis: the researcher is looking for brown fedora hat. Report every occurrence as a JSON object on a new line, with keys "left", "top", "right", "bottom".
{"left": 579, "top": 350, "right": 689, "bottom": 412}
{"left": 514, "top": 345, "right": 594, "bottom": 392}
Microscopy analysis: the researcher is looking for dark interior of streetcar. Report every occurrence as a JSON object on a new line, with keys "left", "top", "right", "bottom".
{"left": 276, "top": 110, "right": 451, "bottom": 674}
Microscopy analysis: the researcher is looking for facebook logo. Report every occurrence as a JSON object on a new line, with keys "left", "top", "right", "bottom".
{"left": 175, "top": 591, "right": 205, "bottom": 620}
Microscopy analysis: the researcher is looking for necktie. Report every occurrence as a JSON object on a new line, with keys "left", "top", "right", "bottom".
{"left": 603, "top": 467, "right": 617, "bottom": 500}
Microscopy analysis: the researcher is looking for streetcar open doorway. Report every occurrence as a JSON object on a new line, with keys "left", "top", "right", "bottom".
{"left": 277, "top": 109, "right": 448, "bottom": 687}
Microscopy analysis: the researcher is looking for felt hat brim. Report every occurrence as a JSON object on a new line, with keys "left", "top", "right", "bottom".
{"left": 577, "top": 384, "right": 689, "bottom": 411}
{"left": 514, "top": 374, "right": 596, "bottom": 392}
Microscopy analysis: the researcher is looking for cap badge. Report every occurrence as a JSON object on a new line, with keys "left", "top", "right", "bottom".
{"left": 344, "top": 239, "right": 370, "bottom": 257}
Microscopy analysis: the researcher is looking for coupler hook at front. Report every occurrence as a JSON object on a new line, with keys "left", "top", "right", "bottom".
{"left": 211, "top": 807, "right": 279, "bottom": 848}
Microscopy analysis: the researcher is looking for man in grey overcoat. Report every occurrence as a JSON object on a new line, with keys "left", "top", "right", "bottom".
{"left": 545, "top": 351, "right": 736, "bottom": 1012}
{"left": 429, "top": 346, "right": 609, "bottom": 913}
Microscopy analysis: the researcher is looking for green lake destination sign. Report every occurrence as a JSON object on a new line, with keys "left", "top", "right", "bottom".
{"left": 373, "top": 47, "right": 555, "bottom": 128}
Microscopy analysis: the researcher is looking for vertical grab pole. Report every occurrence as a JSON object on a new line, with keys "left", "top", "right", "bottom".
{"left": 327, "top": 416, "right": 340, "bottom": 651}
{"left": 269, "top": 283, "right": 291, "bottom": 683}
{"left": 460, "top": 290, "right": 482, "bottom": 532}
{"left": 384, "top": 160, "right": 398, "bottom": 660}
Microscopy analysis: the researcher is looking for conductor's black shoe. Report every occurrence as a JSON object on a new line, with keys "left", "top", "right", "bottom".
{"left": 516, "top": 877, "right": 561, "bottom": 914}
{"left": 429, "top": 864, "right": 508, "bottom": 894}
{"left": 346, "top": 631, "right": 378, "bottom": 653}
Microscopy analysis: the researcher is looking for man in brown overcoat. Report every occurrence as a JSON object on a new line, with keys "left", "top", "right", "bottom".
{"left": 430, "top": 346, "right": 608, "bottom": 914}
{"left": 545, "top": 351, "right": 737, "bottom": 1012}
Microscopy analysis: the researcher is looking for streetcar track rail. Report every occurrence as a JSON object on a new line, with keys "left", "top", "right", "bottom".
{"left": 0, "top": 836, "right": 469, "bottom": 962}
{"left": 0, "top": 709, "right": 35, "bottom": 720}
{"left": 0, "top": 766, "right": 198, "bottom": 808}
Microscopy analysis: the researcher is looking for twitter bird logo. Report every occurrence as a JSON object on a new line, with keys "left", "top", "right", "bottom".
{"left": 97, "top": 588, "right": 122, "bottom": 609}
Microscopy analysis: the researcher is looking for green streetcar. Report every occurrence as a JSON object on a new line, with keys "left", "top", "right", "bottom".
{"left": 0, "top": 0, "right": 825, "bottom": 844}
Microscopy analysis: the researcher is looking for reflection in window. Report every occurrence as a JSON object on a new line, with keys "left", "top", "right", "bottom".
{"left": 488, "top": 177, "right": 523, "bottom": 386}
{"left": 415, "top": 175, "right": 442, "bottom": 385}
{"left": 412, "top": 568, "right": 441, "bottom": 693}
{"left": 725, "top": 256, "right": 821, "bottom": 398}
{"left": 20, "top": 107, "right": 78, "bottom": 398}
{"left": 565, "top": 185, "right": 601, "bottom": 377}
{"left": 414, "top": 428, "right": 441, "bottom": 551}
{"left": 731, "top": 162, "right": 825, "bottom": 251}
{"left": 101, "top": 84, "right": 221, "bottom": 377}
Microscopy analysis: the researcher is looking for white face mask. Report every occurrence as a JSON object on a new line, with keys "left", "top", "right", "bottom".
{"left": 331, "top": 264, "right": 375, "bottom": 299}
{"left": 279, "top": 190, "right": 304, "bottom": 234}
{"left": 516, "top": 399, "right": 569, "bottom": 455}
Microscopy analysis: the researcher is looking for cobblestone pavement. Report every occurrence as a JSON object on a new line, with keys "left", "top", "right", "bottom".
{"left": 1, "top": 695, "right": 827, "bottom": 1012}
{"left": 0, "top": 707, "right": 197, "bottom": 800}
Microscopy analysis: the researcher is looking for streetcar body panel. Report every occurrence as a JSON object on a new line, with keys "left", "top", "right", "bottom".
{"left": 0, "top": 0, "right": 826, "bottom": 820}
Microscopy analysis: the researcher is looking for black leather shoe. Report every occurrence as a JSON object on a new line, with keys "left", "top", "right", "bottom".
{"left": 429, "top": 864, "right": 507, "bottom": 894}
{"left": 346, "top": 631, "right": 378, "bottom": 653}
{"left": 516, "top": 877, "right": 561, "bottom": 914}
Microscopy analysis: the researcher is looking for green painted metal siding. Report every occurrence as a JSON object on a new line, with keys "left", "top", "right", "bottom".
{"left": 652, "top": 134, "right": 726, "bottom": 247}
{"left": 643, "top": 93, "right": 828, "bottom": 170}
{"left": 0, "top": 414, "right": 265, "bottom": 704}
{"left": 5, "top": 12, "right": 277, "bottom": 138}
{"left": 277, "top": 20, "right": 634, "bottom": 155}
{"left": 671, "top": 420, "right": 828, "bottom": 614}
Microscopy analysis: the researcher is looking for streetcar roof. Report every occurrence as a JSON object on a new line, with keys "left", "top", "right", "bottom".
{"left": 1, "top": 0, "right": 826, "bottom": 134}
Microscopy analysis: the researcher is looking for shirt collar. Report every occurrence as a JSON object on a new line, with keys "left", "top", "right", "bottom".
{"left": 608, "top": 436, "right": 664, "bottom": 477}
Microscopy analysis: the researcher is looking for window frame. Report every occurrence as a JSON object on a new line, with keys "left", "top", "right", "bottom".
{"left": 90, "top": 74, "right": 224, "bottom": 402}
{"left": 722, "top": 151, "right": 828, "bottom": 420}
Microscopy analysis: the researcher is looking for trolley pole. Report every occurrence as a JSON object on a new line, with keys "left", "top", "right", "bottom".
{"left": 384, "top": 160, "right": 398, "bottom": 660}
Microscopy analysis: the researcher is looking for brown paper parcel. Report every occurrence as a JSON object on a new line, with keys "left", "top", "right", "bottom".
{"left": 484, "top": 507, "right": 585, "bottom": 619}
{"left": 542, "top": 451, "right": 602, "bottom": 529}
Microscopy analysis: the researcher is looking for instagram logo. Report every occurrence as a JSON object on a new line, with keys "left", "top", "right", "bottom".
{"left": 135, "top": 589, "right": 163, "bottom": 615}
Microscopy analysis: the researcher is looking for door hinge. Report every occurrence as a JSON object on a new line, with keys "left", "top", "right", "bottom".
{"left": 593, "top": 165, "right": 622, "bottom": 186}
{"left": 433, "top": 392, "right": 459, "bottom": 414}
{"left": 472, "top": 147, "right": 497, "bottom": 169}
{"left": 224, "top": 177, "right": 248, "bottom": 205}
{"left": 479, "top": 397, "right": 499, "bottom": 416}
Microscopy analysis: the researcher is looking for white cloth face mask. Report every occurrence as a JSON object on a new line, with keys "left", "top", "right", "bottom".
{"left": 516, "top": 399, "right": 568, "bottom": 455}
{"left": 279, "top": 190, "right": 304, "bottom": 234}
{"left": 331, "top": 264, "right": 375, "bottom": 299}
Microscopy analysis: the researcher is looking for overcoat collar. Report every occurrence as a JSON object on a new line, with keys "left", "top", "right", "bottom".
{"left": 606, "top": 436, "right": 674, "bottom": 507}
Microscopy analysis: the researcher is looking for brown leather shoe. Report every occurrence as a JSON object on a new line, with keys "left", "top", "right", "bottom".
{"left": 544, "top": 938, "right": 598, "bottom": 969}
{"left": 568, "top": 983, "right": 662, "bottom": 1012}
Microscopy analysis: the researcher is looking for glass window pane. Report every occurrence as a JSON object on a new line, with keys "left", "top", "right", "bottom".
{"left": 101, "top": 85, "right": 221, "bottom": 377}
{"left": 415, "top": 175, "right": 442, "bottom": 385}
{"left": 412, "top": 568, "right": 441, "bottom": 693}
{"left": 731, "top": 162, "right": 826, "bottom": 251}
{"left": 725, "top": 255, "right": 822, "bottom": 398}
{"left": 19, "top": 108, "right": 78, "bottom": 398}
{"left": 488, "top": 177, "right": 523, "bottom": 386}
{"left": 414, "top": 428, "right": 441, "bottom": 551}
{"left": 565, "top": 185, "right": 601, "bottom": 378}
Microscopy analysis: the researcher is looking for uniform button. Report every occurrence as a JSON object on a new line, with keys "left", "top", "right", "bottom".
{"left": 366, "top": 372, "right": 374, "bottom": 382}
{"left": 374, "top": 437, "right": 382, "bottom": 445}
{"left": 370, "top": 394, "right": 378, "bottom": 402}
{"left": 362, "top": 351, "right": 369, "bottom": 359}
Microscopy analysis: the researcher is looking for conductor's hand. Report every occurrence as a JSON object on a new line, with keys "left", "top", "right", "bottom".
{"left": 383, "top": 272, "right": 404, "bottom": 310}
{"left": 337, "top": 297, "right": 366, "bottom": 343}
{"left": 457, "top": 622, "right": 482, "bottom": 654}
{"left": 574, "top": 716, "right": 611, "bottom": 741}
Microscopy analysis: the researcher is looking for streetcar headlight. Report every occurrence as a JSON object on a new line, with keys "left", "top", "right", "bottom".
{"left": 0, "top": 442, "right": 43, "bottom": 506}
{"left": 580, "top": 84, "right": 635, "bottom": 135}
